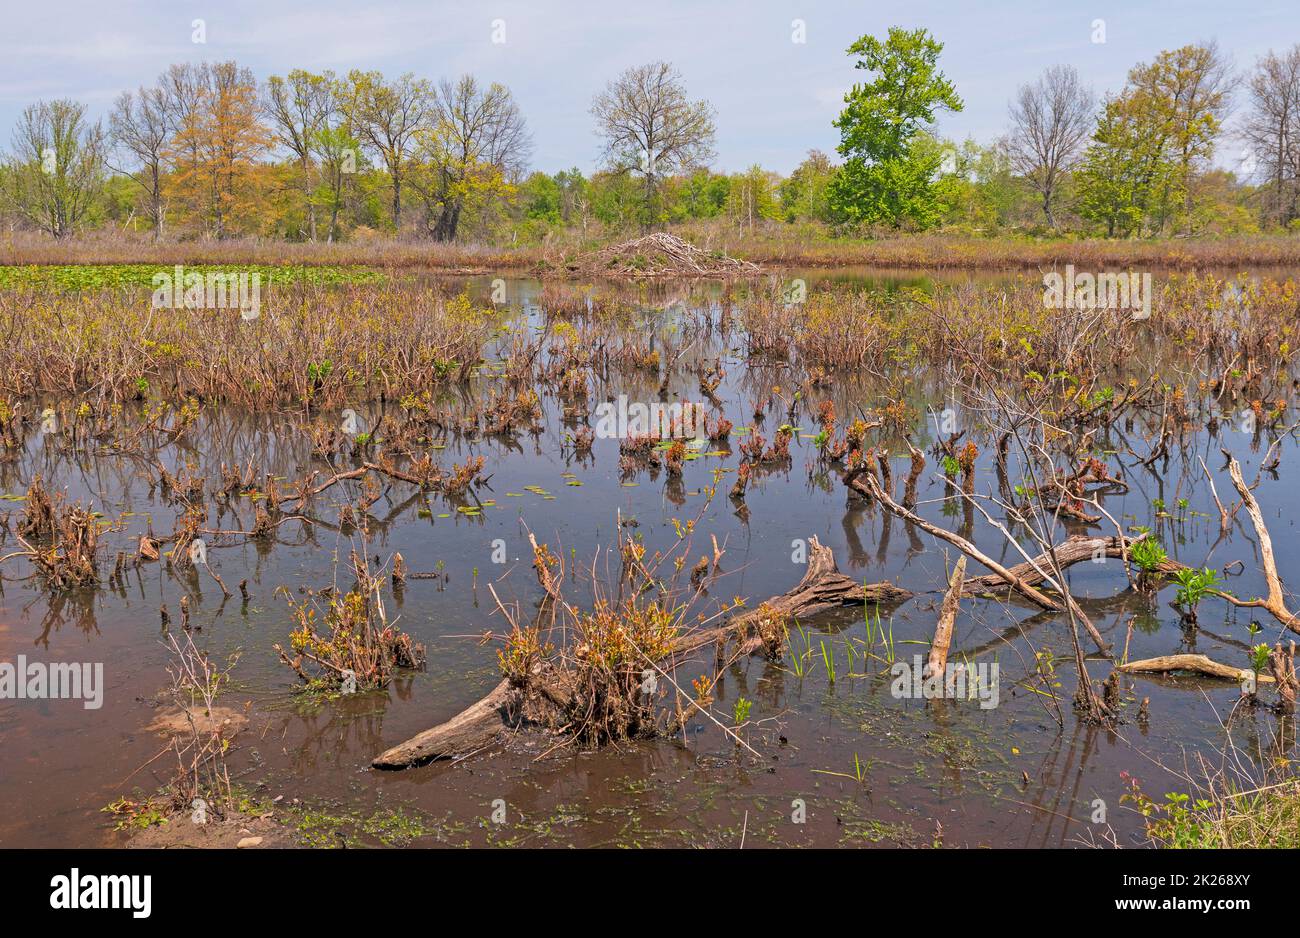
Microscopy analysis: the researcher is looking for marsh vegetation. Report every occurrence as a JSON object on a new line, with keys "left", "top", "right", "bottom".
{"left": 0, "top": 262, "right": 1297, "bottom": 847}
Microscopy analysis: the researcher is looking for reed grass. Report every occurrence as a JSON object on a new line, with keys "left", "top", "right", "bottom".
{"left": 0, "top": 282, "right": 496, "bottom": 406}
{"left": 7, "top": 228, "right": 1298, "bottom": 273}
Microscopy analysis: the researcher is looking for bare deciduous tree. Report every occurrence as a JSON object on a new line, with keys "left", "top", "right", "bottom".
{"left": 590, "top": 62, "right": 715, "bottom": 231}
{"left": 342, "top": 70, "right": 432, "bottom": 232}
{"left": 1243, "top": 44, "right": 1300, "bottom": 227}
{"left": 109, "top": 85, "right": 170, "bottom": 239}
{"left": 1006, "top": 65, "right": 1094, "bottom": 229}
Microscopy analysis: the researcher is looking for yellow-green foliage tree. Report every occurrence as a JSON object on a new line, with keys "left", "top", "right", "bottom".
{"left": 340, "top": 70, "right": 432, "bottom": 232}
{"left": 410, "top": 75, "right": 531, "bottom": 242}
{"left": 1076, "top": 43, "right": 1232, "bottom": 237}
{"left": 161, "top": 62, "right": 271, "bottom": 237}
{"left": 4, "top": 99, "right": 105, "bottom": 239}
{"left": 264, "top": 69, "right": 337, "bottom": 241}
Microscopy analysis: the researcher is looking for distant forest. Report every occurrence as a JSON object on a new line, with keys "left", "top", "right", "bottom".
{"left": 4, "top": 29, "right": 1299, "bottom": 243}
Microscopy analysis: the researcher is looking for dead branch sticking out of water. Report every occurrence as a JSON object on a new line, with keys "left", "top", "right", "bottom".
{"left": 1269, "top": 643, "right": 1299, "bottom": 712}
{"left": 371, "top": 536, "right": 909, "bottom": 768}
{"left": 848, "top": 467, "right": 1078, "bottom": 610}
{"left": 925, "top": 557, "right": 966, "bottom": 680}
{"left": 158, "top": 629, "right": 240, "bottom": 820}
{"left": 276, "top": 456, "right": 485, "bottom": 513}
{"left": 1226, "top": 456, "right": 1300, "bottom": 634}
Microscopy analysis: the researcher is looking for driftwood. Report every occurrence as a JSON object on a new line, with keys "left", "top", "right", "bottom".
{"left": 846, "top": 467, "right": 1110, "bottom": 653}
{"left": 372, "top": 679, "right": 515, "bottom": 767}
{"left": 925, "top": 557, "right": 966, "bottom": 679}
{"left": 278, "top": 458, "right": 461, "bottom": 511}
{"left": 670, "top": 538, "right": 912, "bottom": 659}
{"left": 960, "top": 533, "right": 1143, "bottom": 595}
{"left": 1117, "top": 654, "right": 1273, "bottom": 683}
{"left": 372, "top": 536, "right": 909, "bottom": 769}
{"left": 942, "top": 456, "right": 1296, "bottom": 632}
{"left": 847, "top": 468, "right": 1058, "bottom": 610}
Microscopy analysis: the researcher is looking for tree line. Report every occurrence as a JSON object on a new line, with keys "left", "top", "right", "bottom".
{"left": 3, "top": 31, "right": 1299, "bottom": 242}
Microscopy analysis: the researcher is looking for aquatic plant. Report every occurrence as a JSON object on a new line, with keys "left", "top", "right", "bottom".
{"left": 274, "top": 550, "right": 426, "bottom": 691}
{"left": 0, "top": 282, "right": 495, "bottom": 406}
{"left": 1173, "top": 567, "right": 1221, "bottom": 623}
{"left": 1129, "top": 537, "right": 1168, "bottom": 574}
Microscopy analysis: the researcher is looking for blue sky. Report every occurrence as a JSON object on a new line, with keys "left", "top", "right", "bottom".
{"left": 1, "top": 0, "right": 1293, "bottom": 174}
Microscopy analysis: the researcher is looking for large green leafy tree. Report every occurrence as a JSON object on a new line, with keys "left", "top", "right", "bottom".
{"left": 827, "top": 27, "right": 963, "bottom": 229}
{"left": 1073, "top": 96, "right": 1170, "bottom": 237}
{"left": 518, "top": 171, "right": 562, "bottom": 223}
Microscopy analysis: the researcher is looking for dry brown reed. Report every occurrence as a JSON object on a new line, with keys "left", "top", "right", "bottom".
{"left": 0, "top": 283, "right": 496, "bottom": 407}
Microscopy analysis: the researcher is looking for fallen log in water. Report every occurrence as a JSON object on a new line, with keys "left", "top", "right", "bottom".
{"left": 670, "top": 537, "right": 912, "bottom": 659}
{"left": 960, "top": 533, "right": 1144, "bottom": 595}
{"left": 371, "top": 679, "right": 514, "bottom": 768}
{"left": 1117, "top": 654, "right": 1273, "bottom": 683}
{"left": 372, "top": 536, "right": 910, "bottom": 769}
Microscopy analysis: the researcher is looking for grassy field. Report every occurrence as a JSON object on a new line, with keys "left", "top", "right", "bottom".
{"left": 4, "top": 230, "right": 1300, "bottom": 273}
